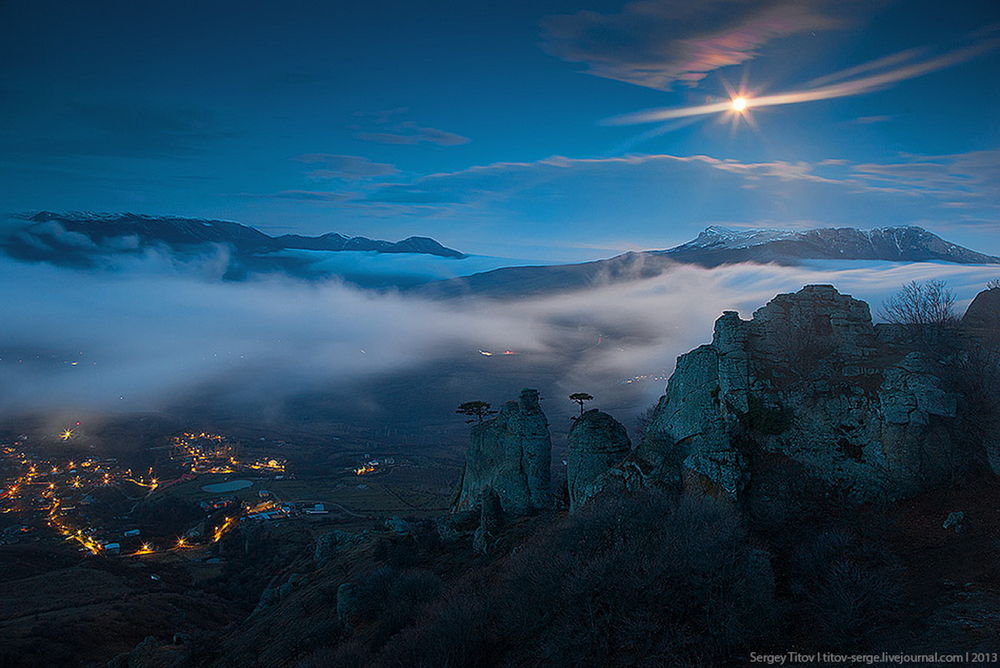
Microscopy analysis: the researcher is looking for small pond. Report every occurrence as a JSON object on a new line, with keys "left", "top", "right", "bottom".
{"left": 201, "top": 479, "right": 253, "bottom": 493}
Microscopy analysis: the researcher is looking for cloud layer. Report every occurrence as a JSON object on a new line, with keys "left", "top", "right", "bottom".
{"left": 2, "top": 248, "right": 996, "bottom": 425}
{"left": 352, "top": 150, "right": 1000, "bottom": 255}
{"left": 542, "top": 0, "right": 845, "bottom": 89}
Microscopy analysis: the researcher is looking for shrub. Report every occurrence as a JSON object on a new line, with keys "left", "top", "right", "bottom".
{"left": 788, "top": 530, "right": 902, "bottom": 649}
{"left": 879, "top": 280, "right": 958, "bottom": 326}
{"left": 376, "top": 491, "right": 778, "bottom": 666}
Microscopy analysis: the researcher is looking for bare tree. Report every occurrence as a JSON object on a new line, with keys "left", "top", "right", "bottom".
{"left": 987, "top": 278, "right": 1000, "bottom": 290}
{"left": 878, "top": 280, "right": 958, "bottom": 326}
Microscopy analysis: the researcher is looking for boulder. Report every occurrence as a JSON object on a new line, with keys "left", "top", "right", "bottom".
{"left": 452, "top": 388, "right": 551, "bottom": 515}
{"left": 962, "top": 287, "right": 1000, "bottom": 331}
{"left": 567, "top": 409, "right": 631, "bottom": 511}
{"left": 943, "top": 511, "right": 965, "bottom": 532}
{"left": 384, "top": 516, "right": 411, "bottom": 535}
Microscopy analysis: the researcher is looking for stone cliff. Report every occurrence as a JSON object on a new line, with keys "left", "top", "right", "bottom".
{"left": 452, "top": 388, "right": 551, "bottom": 515}
{"left": 567, "top": 409, "right": 631, "bottom": 512}
{"left": 616, "top": 285, "right": 987, "bottom": 504}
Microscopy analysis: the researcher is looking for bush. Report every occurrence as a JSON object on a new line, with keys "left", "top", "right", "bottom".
{"left": 376, "top": 491, "right": 778, "bottom": 667}
{"left": 788, "top": 530, "right": 902, "bottom": 649}
{"left": 879, "top": 280, "right": 958, "bottom": 326}
{"left": 348, "top": 566, "right": 444, "bottom": 652}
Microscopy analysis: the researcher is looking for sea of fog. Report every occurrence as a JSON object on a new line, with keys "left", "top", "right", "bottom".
{"left": 271, "top": 249, "right": 569, "bottom": 282}
{"left": 1, "top": 254, "right": 997, "bottom": 424}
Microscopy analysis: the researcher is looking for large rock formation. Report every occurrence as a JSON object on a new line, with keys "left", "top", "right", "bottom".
{"left": 567, "top": 409, "right": 631, "bottom": 511}
{"left": 614, "top": 285, "right": 985, "bottom": 505}
{"left": 960, "top": 286, "right": 1000, "bottom": 472}
{"left": 963, "top": 286, "right": 1000, "bottom": 332}
{"left": 452, "top": 389, "right": 551, "bottom": 515}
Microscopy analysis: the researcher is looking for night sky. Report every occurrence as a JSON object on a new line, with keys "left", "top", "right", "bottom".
{"left": 2, "top": 0, "right": 998, "bottom": 260}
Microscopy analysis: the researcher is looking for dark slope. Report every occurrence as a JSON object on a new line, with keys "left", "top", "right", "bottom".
{"left": 417, "top": 251, "right": 677, "bottom": 298}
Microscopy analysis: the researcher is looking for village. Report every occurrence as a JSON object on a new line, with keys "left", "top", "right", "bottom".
{"left": 0, "top": 428, "right": 414, "bottom": 561}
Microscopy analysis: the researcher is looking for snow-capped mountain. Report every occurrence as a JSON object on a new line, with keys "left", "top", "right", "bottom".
{"left": 670, "top": 226, "right": 803, "bottom": 251}
{"left": 420, "top": 225, "right": 999, "bottom": 298}
{"left": 662, "top": 225, "right": 1000, "bottom": 265}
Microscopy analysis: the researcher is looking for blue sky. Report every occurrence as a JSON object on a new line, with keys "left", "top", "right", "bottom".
{"left": 1, "top": 0, "right": 998, "bottom": 260}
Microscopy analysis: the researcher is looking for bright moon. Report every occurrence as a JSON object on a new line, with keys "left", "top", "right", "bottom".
{"left": 731, "top": 96, "right": 748, "bottom": 112}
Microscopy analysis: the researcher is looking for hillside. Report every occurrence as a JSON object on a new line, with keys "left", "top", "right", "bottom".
{"left": 93, "top": 283, "right": 1000, "bottom": 667}
{"left": 420, "top": 225, "right": 1000, "bottom": 298}
{"left": 2, "top": 211, "right": 465, "bottom": 261}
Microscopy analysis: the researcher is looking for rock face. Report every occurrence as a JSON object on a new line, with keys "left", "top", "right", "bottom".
{"left": 473, "top": 489, "right": 504, "bottom": 554}
{"left": 567, "top": 409, "right": 631, "bottom": 511}
{"left": 619, "top": 285, "right": 980, "bottom": 504}
{"left": 962, "top": 287, "right": 1000, "bottom": 331}
{"left": 452, "top": 389, "right": 551, "bottom": 515}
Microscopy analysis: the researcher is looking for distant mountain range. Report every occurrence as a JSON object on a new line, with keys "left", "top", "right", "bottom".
{"left": 3, "top": 211, "right": 465, "bottom": 260}
{"left": 3, "top": 213, "right": 996, "bottom": 294}
{"left": 419, "top": 226, "right": 1000, "bottom": 298}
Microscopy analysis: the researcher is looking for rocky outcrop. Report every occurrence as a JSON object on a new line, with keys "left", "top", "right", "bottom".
{"left": 957, "top": 287, "right": 1000, "bottom": 474}
{"left": 613, "top": 285, "right": 982, "bottom": 505}
{"left": 963, "top": 287, "right": 1000, "bottom": 332}
{"left": 567, "top": 409, "right": 631, "bottom": 511}
{"left": 434, "top": 509, "right": 478, "bottom": 543}
{"left": 452, "top": 389, "right": 551, "bottom": 515}
{"left": 473, "top": 489, "right": 503, "bottom": 554}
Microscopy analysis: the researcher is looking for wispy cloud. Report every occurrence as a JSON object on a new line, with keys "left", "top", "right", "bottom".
{"left": 293, "top": 153, "right": 399, "bottom": 180}
{"left": 851, "top": 115, "right": 893, "bottom": 125}
{"left": 606, "top": 36, "right": 1000, "bottom": 124}
{"left": 363, "top": 151, "right": 974, "bottom": 204}
{"left": 541, "top": 0, "right": 847, "bottom": 90}
{"left": 353, "top": 149, "right": 1000, "bottom": 252}
{"left": 804, "top": 47, "right": 926, "bottom": 88}
{"left": 356, "top": 122, "right": 470, "bottom": 146}
{"left": 240, "top": 190, "right": 354, "bottom": 202}
{"left": 848, "top": 150, "right": 1000, "bottom": 201}
{"left": 351, "top": 110, "right": 470, "bottom": 146}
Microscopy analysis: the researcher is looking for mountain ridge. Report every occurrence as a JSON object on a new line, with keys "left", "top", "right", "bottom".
{"left": 8, "top": 211, "right": 466, "bottom": 259}
{"left": 419, "top": 225, "right": 1000, "bottom": 298}
{"left": 661, "top": 225, "right": 999, "bottom": 265}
